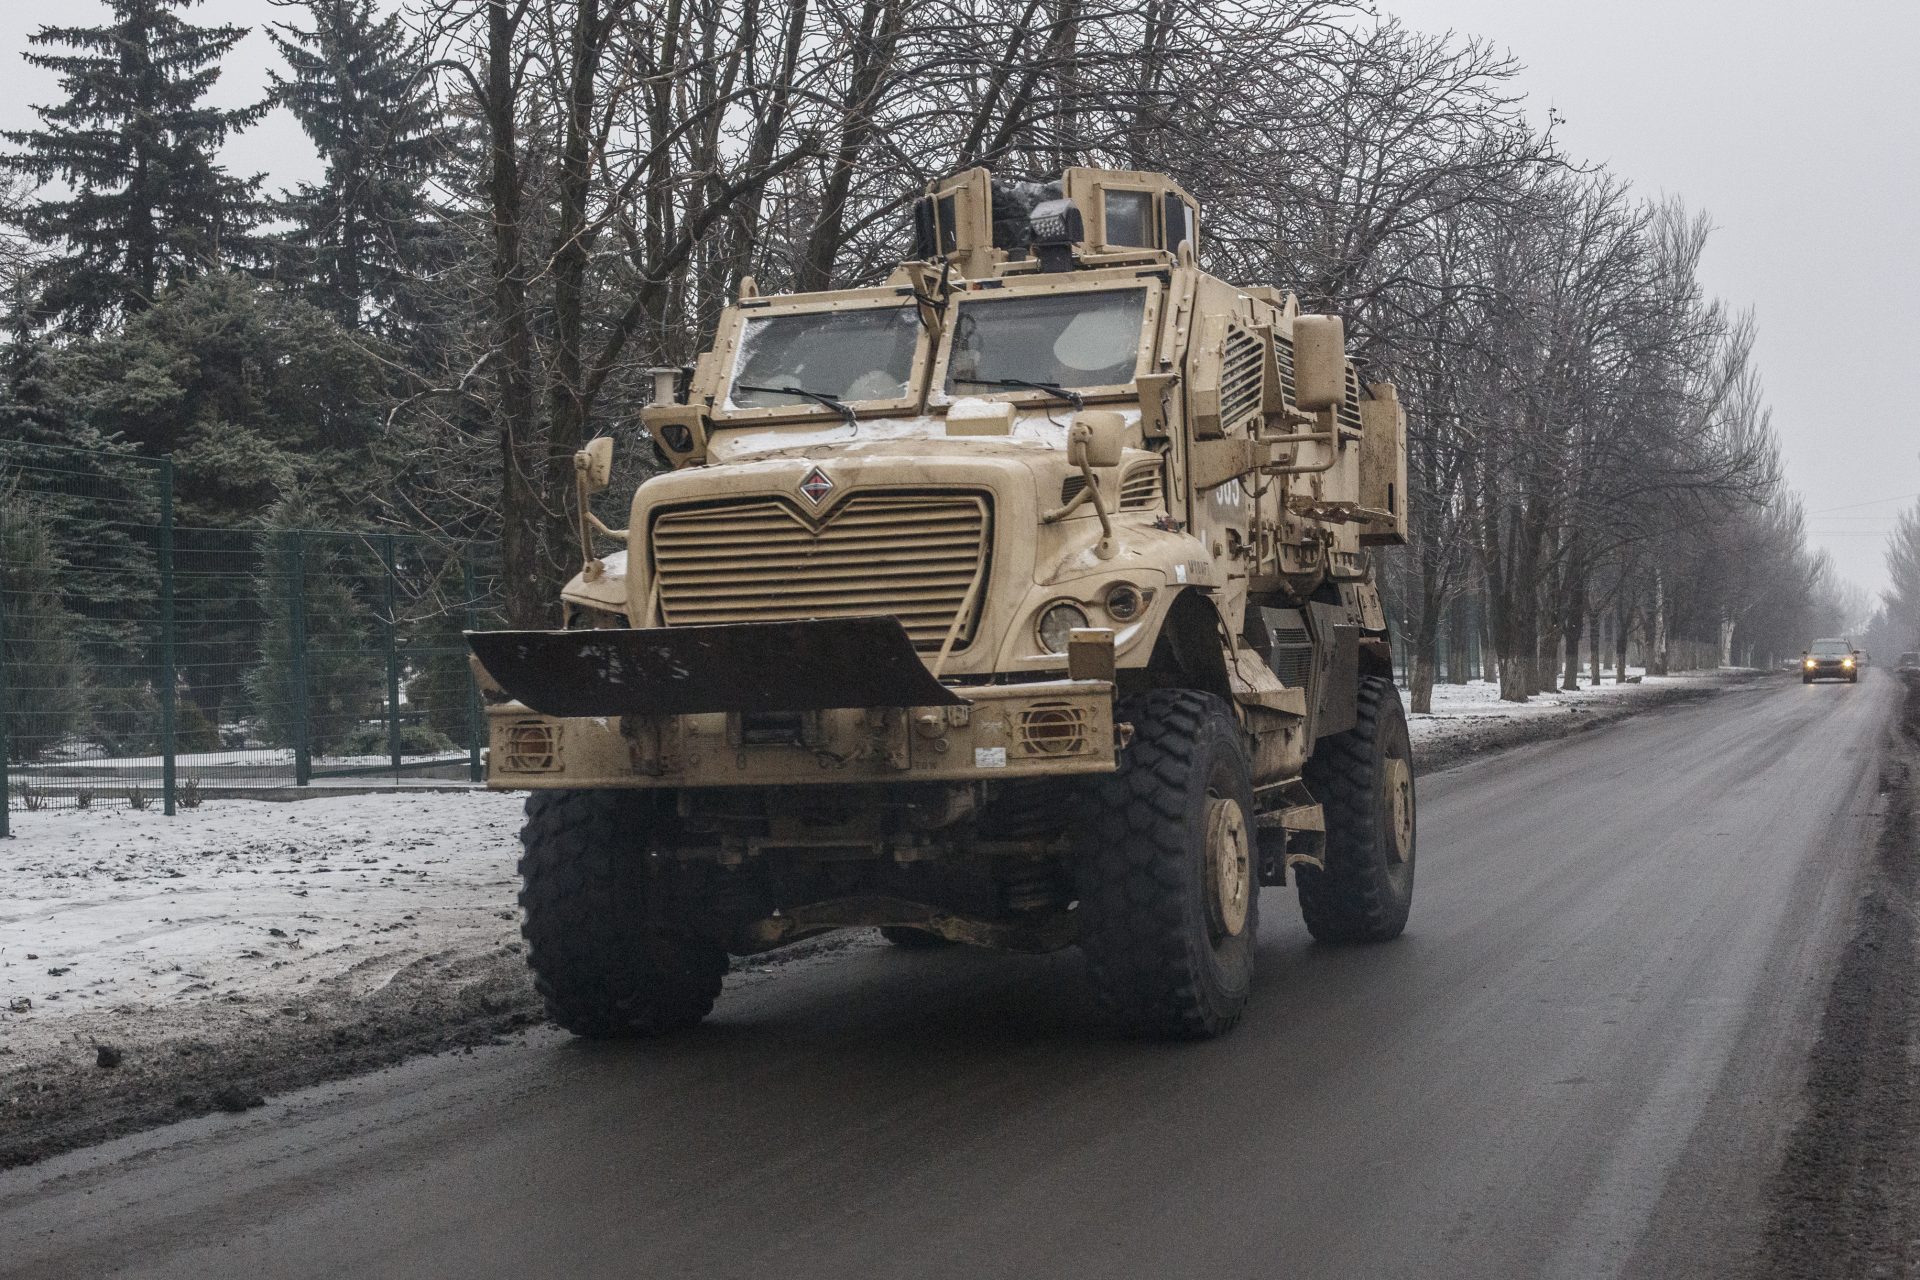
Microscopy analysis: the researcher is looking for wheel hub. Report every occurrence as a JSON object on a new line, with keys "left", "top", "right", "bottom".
{"left": 1384, "top": 756, "right": 1414, "bottom": 864}
{"left": 1205, "top": 796, "right": 1252, "bottom": 938}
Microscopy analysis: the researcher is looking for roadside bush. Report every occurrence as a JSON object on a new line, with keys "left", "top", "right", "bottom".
{"left": 339, "top": 722, "right": 457, "bottom": 758}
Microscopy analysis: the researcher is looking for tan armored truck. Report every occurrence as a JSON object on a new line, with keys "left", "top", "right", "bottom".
{"left": 468, "top": 167, "right": 1416, "bottom": 1040}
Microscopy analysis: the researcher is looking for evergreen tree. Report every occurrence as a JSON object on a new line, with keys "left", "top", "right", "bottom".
{"left": 267, "top": 0, "right": 446, "bottom": 331}
{"left": 45, "top": 271, "right": 387, "bottom": 527}
{"left": 0, "top": 479, "right": 87, "bottom": 762}
{"left": 245, "top": 497, "right": 381, "bottom": 756}
{"left": 1, "top": 0, "right": 265, "bottom": 334}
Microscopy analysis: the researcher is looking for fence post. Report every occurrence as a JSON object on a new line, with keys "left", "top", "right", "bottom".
{"left": 287, "top": 533, "right": 311, "bottom": 786}
{"left": 463, "top": 549, "right": 482, "bottom": 783}
{"left": 0, "top": 528, "right": 10, "bottom": 838}
{"left": 157, "top": 458, "right": 177, "bottom": 816}
{"left": 382, "top": 533, "right": 400, "bottom": 776}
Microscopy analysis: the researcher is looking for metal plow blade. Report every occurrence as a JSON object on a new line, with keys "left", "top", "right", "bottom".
{"left": 467, "top": 617, "right": 965, "bottom": 718}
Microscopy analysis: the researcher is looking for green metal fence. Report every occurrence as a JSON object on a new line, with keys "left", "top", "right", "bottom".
{"left": 1, "top": 443, "right": 499, "bottom": 831}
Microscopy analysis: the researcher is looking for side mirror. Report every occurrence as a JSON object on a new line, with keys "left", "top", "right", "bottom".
{"left": 1068, "top": 411, "right": 1126, "bottom": 469}
{"left": 1292, "top": 314, "right": 1347, "bottom": 412}
{"left": 575, "top": 436, "right": 614, "bottom": 494}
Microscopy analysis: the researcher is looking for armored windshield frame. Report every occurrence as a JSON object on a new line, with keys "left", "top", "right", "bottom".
{"left": 710, "top": 288, "right": 935, "bottom": 427}
{"left": 928, "top": 274, "right": 1166, "bottom": 410}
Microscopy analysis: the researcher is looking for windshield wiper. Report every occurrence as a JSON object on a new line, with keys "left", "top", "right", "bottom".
{"left": 736, "top": 383, "right": 859, "bottom": 431}
{"left": 952, "top": 375, "right": 1085, "bottom": 412}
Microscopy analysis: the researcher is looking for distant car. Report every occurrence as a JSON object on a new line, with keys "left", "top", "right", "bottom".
{"left": 1898, "top": 651, "right": 1920, "bottom": 674}
{"left": 1802, "top": 638, "right": 1858, "bottom": 684}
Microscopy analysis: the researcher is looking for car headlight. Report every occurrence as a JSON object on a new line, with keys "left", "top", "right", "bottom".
{"left": 1805, "top": 658, "right": 1816, "bottom": 668}
{"left": 1037, "top": 602, "right": 1091, "bottom": 654}
{"left": 1842, "top": 657, "right": 1855, "bottom": 668}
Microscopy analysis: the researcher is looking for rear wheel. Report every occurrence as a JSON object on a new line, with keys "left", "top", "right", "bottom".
{"left": 1075, "top": 690, "right": 1257, "bottom": 1039}
{"left": 1297, "top": 676, "right": 1416, "bottom": 943}
{"left": 518, "top": 789, "right": 727, "bottom": 1038}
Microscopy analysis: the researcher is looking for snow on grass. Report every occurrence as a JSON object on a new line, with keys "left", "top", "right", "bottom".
{"left": 0, "top": 791, "right": 528, "bottom": 1060}
{"left": 1405, "top": 669, "right": 1736, "bottom": 753}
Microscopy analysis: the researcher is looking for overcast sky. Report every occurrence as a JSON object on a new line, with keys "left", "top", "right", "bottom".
{"left": 3, "top": 0, "right": 1914, "bottom": 598}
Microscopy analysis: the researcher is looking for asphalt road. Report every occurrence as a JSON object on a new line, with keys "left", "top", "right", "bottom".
{"left": 0, "top": 673, "right": 1896, "bottom": 1280}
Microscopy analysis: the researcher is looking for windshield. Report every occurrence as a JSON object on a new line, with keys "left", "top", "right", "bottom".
{"left": 944, "top": 288, "right": 1147, "bottom": 398}
{"left": 1811, "top": 639, "right": 1852, "bottom": 656}
{"left": 727, "top": 305, "right": 920, "bottom": 411}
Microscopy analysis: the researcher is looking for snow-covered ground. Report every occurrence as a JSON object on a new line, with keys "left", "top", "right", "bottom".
{"left": 1, "top": 791, "right": 526, "bottom": 1063}
{"left": 1407, "top": 669, "right": 1742, "bottom": 765}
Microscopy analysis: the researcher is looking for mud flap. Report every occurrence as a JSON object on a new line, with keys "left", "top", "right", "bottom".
{"left": 467, "top": 618, "right": 965, "bottom": 718}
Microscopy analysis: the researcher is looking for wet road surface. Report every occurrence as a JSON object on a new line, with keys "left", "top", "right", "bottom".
{"left": 0, "top": 673, "right": 1896, "bottom": 1279}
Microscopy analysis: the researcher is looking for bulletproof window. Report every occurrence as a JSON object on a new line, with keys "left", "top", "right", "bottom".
{"left": 726, "top": 306, "right": 920, "bottom": 410}
{"left": 1164, "top": 194, "right": 1196, "bottom": 253}
{"left": 945, "top": 288, "right": 1148, "bottom": 395}
{"left": 1103, "top": 189, "right": 1155, "bottom": 247}
{"left": 936, "top": 194, "right": 958, "bottom": 253}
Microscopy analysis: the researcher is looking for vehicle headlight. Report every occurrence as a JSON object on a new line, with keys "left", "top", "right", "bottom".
{"left": 1037, "top": 602, "right": 1091, "bottom": 654}
{"left": 1842, "top": 656, "right": 1855, "bottom": 667}
{"left": 1104, "top": 582, "right": 1145, "bottom": 622}
{"left": 1805, "top": 658, "right": 1816, "bottom": 668}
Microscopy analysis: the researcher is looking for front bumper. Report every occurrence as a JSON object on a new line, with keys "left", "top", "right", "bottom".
{"left": 486, "top": 680, "right": 1118, "bottom": 789}
{"left": 1804, "top": 661, "right": 1855, "bottom": 679}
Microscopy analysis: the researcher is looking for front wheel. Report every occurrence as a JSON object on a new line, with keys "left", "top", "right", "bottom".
{"left": 1075, "top": 690, "right": 1258, "bottom": 1039}
{"left": 1297, "top": 676, "right": 1416, "bottom": 943}
{"left": 519, "top": 790, "right": 727, "bottom": 1038}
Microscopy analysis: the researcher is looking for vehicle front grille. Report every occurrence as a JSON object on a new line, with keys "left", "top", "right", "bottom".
{"left": 650, "top": 491, "right": 992, "bottom": 651}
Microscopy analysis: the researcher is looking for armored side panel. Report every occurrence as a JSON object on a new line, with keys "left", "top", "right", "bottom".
{"left": 1358, "top": 384, "right": 1409, "bottom": 547}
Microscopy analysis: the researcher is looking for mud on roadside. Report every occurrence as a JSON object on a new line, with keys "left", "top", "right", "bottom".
{"left": 0, "top": 930, "right": 875, "bottom": 1170}
{"left": 1748, "top": 674, "right": 1920, "bottom": 1278}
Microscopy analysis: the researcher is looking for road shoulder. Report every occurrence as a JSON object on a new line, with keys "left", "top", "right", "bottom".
{"left": 1740, "top": 675, "right": 1920, "bottom": 1277}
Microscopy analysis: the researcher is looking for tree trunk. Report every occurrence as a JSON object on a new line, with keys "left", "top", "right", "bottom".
{"left": 485, "top": 0, "right": 553, "bottom": 629}
{"left": 1562, "top": 576, "right": 1585, "bottom": 691}
{"left": 1649, "top": 571, "right": 1669, "bottom": 676}
{"left": 1615, "top": 597, "right": 1631, "bottom": 683}
{"left": 1409, "top": 652, "right": 1436, "bottom": 715}
{"left": 1589, "top": 609, "right": 1603, "bottom": 687}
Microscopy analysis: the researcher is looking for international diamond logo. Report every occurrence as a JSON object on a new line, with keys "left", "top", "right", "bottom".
{"left": 798, "top": 466, "right": 834, "bottom": 505}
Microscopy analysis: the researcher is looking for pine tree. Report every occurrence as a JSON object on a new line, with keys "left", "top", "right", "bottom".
{"left": 267, "top": 0, "right": 446, "bottom": 331}
{"left": 0, "top": 479, "right": 87, "bottom": 762}
{"left": 1, "top": 0, "right": 265, "bottom": 334}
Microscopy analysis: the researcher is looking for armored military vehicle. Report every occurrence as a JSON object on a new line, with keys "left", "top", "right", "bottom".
{"left": 468, "top": 167, "right": 1415, "bottom": 1039}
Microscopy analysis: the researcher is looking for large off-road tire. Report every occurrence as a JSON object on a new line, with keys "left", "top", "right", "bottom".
{"left": 518, "top": 789, "right": 727, "bottom": 1038}
{"left": 1297, "top": 675, "right": 1416, "bottom": 943}
{"left": 1075, "top": 690, "right": 1258, "bottom": 1039}
{"left": 879, "top": 926, "right": 955, "bottom": 949}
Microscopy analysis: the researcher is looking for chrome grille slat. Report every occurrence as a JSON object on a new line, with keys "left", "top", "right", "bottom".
{"left": 652, "top": 493, "right": 991, "bottom": 650}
